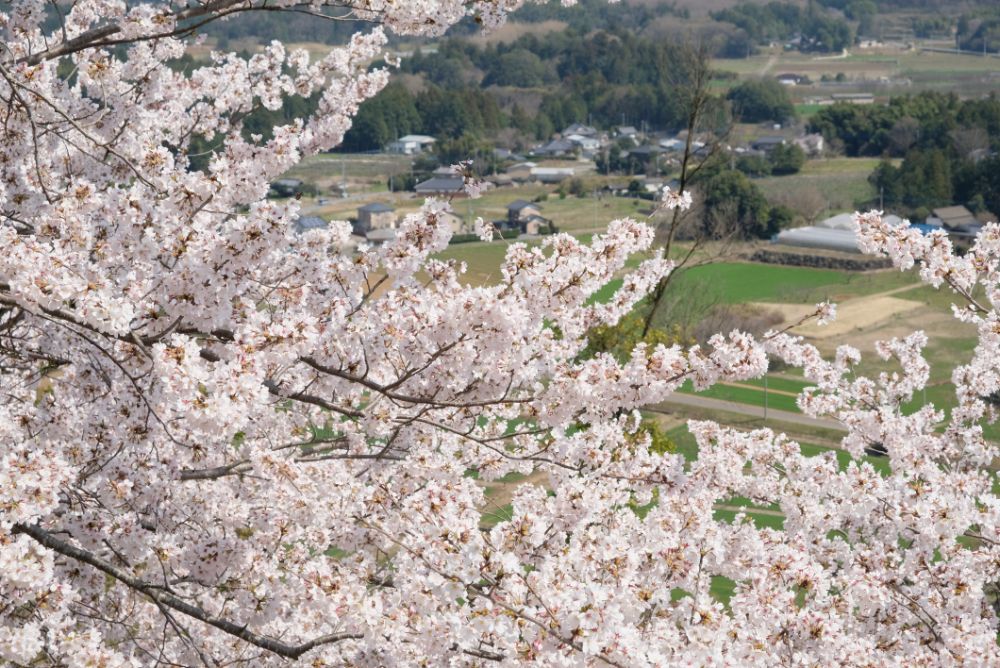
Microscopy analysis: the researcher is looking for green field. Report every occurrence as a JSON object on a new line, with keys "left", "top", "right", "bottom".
{"left": 677, "top": 380, "right": 802, "bottom": 414}
{"left": 756, "top": 158, "right": 881, "bottom": 215}
{"left": 660, "top": 261, "right": 916, "bottom": 305}
{"left": 713, "top": 49, "right": 1000, "bottom": 98}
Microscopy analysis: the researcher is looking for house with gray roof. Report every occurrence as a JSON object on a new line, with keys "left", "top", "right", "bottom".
{"left": 414, "top": 176, "right": 465, "bottom": 195}
{"left": 356, "top": 202, "right": 396, "bottom": 234}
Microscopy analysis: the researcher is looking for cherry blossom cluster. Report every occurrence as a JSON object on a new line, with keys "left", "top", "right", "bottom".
{"left": 3, "top": 2, "right": 1000, "bottom": 666}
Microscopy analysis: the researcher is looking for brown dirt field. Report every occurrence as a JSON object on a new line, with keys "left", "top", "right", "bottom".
{"left": 756, "top": 296, "right": 923, "bottom": 340}
{"left": 467, "top": 20, "right": 568, "bottom": 44}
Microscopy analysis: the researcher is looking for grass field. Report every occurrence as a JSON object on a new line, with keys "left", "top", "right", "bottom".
{"left": 713, "top": 47, "right": 1000, "bottom": 107}
{"left": 660, "top": 261, "right": 917, "bottom": 305}
{"left": 756, "top": 158, "right": 881, "bottom": 215}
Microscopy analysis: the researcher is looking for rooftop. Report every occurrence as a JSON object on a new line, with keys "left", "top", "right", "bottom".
{"left": 508, "top": 199, "right": 541, "bottom": 211}
{"left": 415, "top": 177, "right": 465, "bottom": 193}
{"left": 358, "top": 202, "right": 394, "bottom": 213}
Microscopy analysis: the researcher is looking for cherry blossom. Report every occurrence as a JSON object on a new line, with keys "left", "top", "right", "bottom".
{"left": 2, "top": 2, "right": 1000, "bottom": 666}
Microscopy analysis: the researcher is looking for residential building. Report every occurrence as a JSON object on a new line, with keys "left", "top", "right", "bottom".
{"left": 293, "top": 215, "right": 328, "bottom": 234}
{"left": 365, "top": 228, "right": 397, "bottom": 245}
{"left": 506, "top": 199, "right": 543, "bottom": 226}
{"left": 565, "top": 134, "right": 602, "bottom": 153}
{"left": 386, "top": 134, "right": 436, "bottom": 155}
{"left": 414, "top": 176, "right": 465, "bottom": 195}
{"left": 751, "top": 136, "right": 786, "bottom": 153}
{"left": 562, "top": 123, "right": 598, "bottom": 137}
{"left": 931, "top": 205, "right": 977, "bottom": 230}
{"left": 616, "top": 126, "right": 640, "bottom": 141}
{"left": 356, "top": 203, "right": 396, "bottom": 234}
{"left": 533, "top": 139, "right": 576, "bottom": 158}
{"left": 793, "top": 133, "right": 825, "bottom": 156}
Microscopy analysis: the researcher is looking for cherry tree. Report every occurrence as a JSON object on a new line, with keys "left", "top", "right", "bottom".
{"left": 2, "top": 1, "right": 1000, "bottom": 665}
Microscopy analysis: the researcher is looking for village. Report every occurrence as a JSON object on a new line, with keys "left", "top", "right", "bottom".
{"left": 271, "top": 106, "right": 995, "bottom": 263}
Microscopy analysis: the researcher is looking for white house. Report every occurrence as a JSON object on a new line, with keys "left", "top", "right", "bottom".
{"left": 386, "top": 134, "right": 436, "bottom": 155}
{"left": 566, "top": 134, "right": 602, "bottom": 152}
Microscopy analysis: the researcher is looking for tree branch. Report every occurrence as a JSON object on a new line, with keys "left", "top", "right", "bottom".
{"left": 12, "top": 523, "right": 362, "bottom": 659}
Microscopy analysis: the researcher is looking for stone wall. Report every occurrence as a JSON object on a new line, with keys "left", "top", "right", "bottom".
{"left": 750, "top": 248, "right": 892, "bottom": 271}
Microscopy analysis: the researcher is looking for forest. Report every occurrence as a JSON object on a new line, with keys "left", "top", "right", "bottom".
{"left": 809, "top": 92, "right": 1000, "bottom": 214}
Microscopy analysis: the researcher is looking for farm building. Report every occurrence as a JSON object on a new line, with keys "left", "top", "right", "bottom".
{"left": 530, "top": 167, "right": 575, "bottom": 184}
{"left": 356, "top": 203, "right": 396, "bottom": 234}
{"left": 830, "top": 93, "right": 875, "bottom": 105}
{"left": 773, "top": 226, "right": 861, "bottom": 253}
{"left": 776, "top": 73, "right": 805, "bottom": 86}
{"left": 816, "top": 212, "right": 904, "bottom": 231}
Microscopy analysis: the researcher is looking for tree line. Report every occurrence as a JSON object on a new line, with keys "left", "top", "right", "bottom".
{"left": 807, "top": 91, "right": 1000, "bottom": 215}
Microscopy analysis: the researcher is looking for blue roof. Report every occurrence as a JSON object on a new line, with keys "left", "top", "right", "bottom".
{"left": 909, "top": 223, "right": 939, "bottom": 236}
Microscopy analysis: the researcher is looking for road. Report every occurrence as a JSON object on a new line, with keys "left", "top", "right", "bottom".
{"left": 649, "top": 393, "right": 845, "bottom": 432}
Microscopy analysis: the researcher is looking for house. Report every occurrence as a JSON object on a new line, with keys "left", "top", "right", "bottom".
{"left": 533, "top": 139, "right": 576, "bottom": 158}
{"left": 530, "top": 167, "right": 575, "bottom": 184}
{"left": 506, "top": 161, "right": 537, "bottom": 183}
{"left": 386, "top": 134, "right": 436, "bottom": 155}
{"left": 269, "top": 178, "right": 303, "bottom": 198}
{"left": 562, "top": 123, "right": 598, "bottom": 137}
{"left": 293, "top": 215, "right": 328, "bottom": 234}
{"left": 616, "top": 126, "right": 640, "bottom": 141}
{"left": 414, "top": 176, "right": 465, "bottom": 195}
{"left": 565, "top": 134, "right": 602, "bottom": 153}
{"left": 751, "top": 136, "right": 786, "bottom": 153}
{"left": 439, "top": 211, "right": 466, "bottom": 235}
{"left": 627, "top": 145, "right": 663, "bottom": 159}
{"left": 932, "top": 205, "right": 978, "bottom": 230}
{"left": 776, "top": 73, "right": 805, "bottom": 86}
{"left": 793, "top": 133, "right": 825, "bottom": 156}
{"left": 487, "top": 173, "right": 514, "bottom": 187}
{"left": 507, "top": 199, "right": 543, "bottom": 226}
{"left": 365, "top": 228, "right": 397, "bottom": 245}
{"left": 831, "top": 93, "right": 875, "bottom": 105}
{"left": 522, "top": 215, "right": 551, "bottom": 236}
{"left": 356, "top": 203, "right": 396, "bottom": 234}
{"left": 659, "top": 138, "right": 684, "bottom": 152}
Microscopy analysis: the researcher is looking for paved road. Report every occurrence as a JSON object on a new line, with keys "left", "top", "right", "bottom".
{"left": 649, "top": 393, "right": 845, "bottom": 432}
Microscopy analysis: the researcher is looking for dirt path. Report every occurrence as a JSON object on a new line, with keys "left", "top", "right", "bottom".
{"left": 721, "top": 381, "right": 799, "bottom": 398}
{"left": 649, "top": 394, "right": 845, "bottom": 431}
{"left": 759, "top": 54, "right": 778, "bottom": 76}
{"left": 714, "top": 504, "right": 785, "bottom": 518}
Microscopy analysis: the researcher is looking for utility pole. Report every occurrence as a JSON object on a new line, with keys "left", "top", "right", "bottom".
{"left": 763, "top": 374, "right": 768, "bottom": 424}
